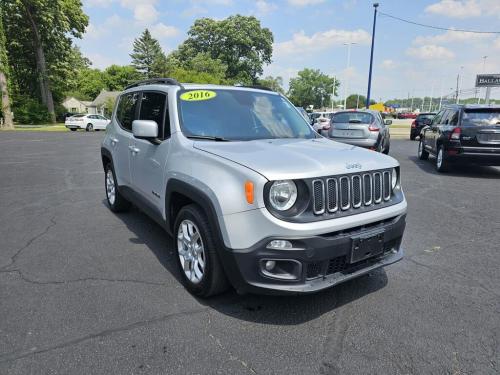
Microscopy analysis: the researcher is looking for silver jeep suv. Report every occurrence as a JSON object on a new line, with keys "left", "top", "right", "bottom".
{"left": 101, "top": 78, "right": 407, "bottom": 297}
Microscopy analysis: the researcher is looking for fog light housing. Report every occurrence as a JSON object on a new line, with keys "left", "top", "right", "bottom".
{"left": 260, "top": 259, "right": 301, "bottom": 280}
{"left": 266, "top": 240, "right": 293, "bottom": 249}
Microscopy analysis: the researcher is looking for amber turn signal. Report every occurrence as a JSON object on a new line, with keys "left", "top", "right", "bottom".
{"left": 245, "top": 181, "right": 254, "bottom": 204}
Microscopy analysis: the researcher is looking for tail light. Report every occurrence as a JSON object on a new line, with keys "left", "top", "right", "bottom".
{"left": 411, "top": 121, "right": 416, "bottom": 128}
{"left": 450, "top": 127, "right": 461, "bottom": 140}
{"left": 322, "top": 124, "right": 331, "bottom": 130}
{"left": 368, "top": 123, "right": 379, "bottom": 132}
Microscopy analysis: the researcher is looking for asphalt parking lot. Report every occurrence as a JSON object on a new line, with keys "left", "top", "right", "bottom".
{"left": 0, "top": 132, "right": 499, "bottom": 374}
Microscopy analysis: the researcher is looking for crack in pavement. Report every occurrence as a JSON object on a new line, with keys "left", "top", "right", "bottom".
{"left": 0, "top": 269, "right": 172, "bottom": 288}
{"left": 0, "top": 216, "right": 57, "bottom": 270}
{"left": 0, "top": 308, "right": 208, "bottom": 364}
{"left": 207, "top": 331, "right": 258, "bottom": 374}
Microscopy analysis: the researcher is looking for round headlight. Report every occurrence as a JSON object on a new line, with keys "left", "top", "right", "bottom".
{"left": 391, "top": 168, "right": 398, "bottom": 189}
{"left": 269, "top": 180, "right": 297, "bottom": 211}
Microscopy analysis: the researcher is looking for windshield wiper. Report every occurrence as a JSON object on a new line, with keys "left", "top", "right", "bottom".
{"left": 186, "top": 135, "right": 231, "bottom": 142}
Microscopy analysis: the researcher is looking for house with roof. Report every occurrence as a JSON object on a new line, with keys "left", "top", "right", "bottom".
{"left": 62, "top": 90, "right": 120, "bottom": 116}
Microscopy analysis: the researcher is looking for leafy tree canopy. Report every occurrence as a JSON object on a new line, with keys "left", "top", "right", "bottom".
{"left": 176, "top": 15, "right": 273, "bottom": 84}
{"left": 258, "top": 76, "right": 284, "bottom": 93}
{"left": 288, "top": 68, "right": 339, "bottom": 108}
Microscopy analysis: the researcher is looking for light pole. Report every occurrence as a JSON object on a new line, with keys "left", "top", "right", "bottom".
{"left": 331, "top": 74, "right": 336, "bottom": 111}
{"left": 478, "top": 56, "right": 487, "bottom": 104}
{"left": 343, "top": 42, "right": 356, "bottom": 109}
{"left": 456, "top": 66, "right": 464, "bottom": 104}
{"left": 365, "top": 3, "right": 379, "bottom": 108}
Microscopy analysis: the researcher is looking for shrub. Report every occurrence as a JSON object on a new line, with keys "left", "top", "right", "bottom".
{"left": 12, "top": 96, "right": 51, "bottom": 124}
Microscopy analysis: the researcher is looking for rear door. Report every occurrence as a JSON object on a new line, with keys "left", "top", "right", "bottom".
{"left": 112, "top": 92, "right": 139, "bottom": 187}
{"left": 129, "top": 91, "right": 170, "bottom": 207}
{"left": 460, "top": 108, "right": 500, "bottom": 149}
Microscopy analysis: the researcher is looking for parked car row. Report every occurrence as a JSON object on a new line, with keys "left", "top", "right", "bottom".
{"left": 65, "top": 114, "right": 110, "bottom": 132}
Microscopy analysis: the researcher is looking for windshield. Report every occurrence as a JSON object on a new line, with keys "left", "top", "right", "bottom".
{"left": 332, "top": 112, "right": 374, "bottom": 124}
{"left": 177, "top": 89, "right": 316, "bottom": 141}
{"left": 462, "top": 109, "right": 500, "bottom": 127}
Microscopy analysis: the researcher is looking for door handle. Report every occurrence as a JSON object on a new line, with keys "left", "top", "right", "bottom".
{"left": 110, "top": 137, "right": 119, "bottom": 146}
{"left": 128, "top": 145, "right": 140, "bottom": 154}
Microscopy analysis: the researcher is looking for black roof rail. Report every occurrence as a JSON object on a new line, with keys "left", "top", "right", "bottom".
{"left": 234, "top": 84, "right": 274, "bottom": 92}
{"left": 125, "top": 78, "right": 184, "bottom": 90}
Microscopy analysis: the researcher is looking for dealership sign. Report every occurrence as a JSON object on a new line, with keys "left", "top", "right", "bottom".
{"left": 475, "top": 74, "right": 500, "bottom": 87}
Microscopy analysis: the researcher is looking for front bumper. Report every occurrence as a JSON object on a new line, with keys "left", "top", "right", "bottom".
{"left": 219, "top": 214, "right": 406, "bottom": 295}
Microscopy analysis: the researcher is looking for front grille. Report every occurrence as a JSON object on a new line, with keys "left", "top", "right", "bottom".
{"left": 312, "top": 169, "right": 393, "bottom": 216}
{"left": 326, "top": 256, "right": 347, "bottom": 275}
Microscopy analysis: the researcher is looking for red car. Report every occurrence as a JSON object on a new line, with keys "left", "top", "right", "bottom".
{"left": 397, "top": 112, "right": 417, "bottom": 119}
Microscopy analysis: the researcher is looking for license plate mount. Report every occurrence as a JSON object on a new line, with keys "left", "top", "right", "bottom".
{"left": 350, "top": 230, "right": 385, "bottom": 263}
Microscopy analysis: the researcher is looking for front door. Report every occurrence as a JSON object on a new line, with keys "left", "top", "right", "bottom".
{"left": 130, "top": 91, "right": 170, "bottom": 207}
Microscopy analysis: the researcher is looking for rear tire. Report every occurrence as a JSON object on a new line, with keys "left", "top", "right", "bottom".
{"left": 105, "top": 163, "right": 131, "bottom": 212}
{"left": 418, "top": 139, "right": 429, "bottom": 160}
{"left": 174, "top": 204, "right": 229, "bottom": 297}
{"left": 410, "top": 134, "right": 415, "bottom": 141}
{"left": 435, "top": 145, "right": 450, "bottom": 173}
{"left": 86, "top": 123, "right": 93, "bottom": 132}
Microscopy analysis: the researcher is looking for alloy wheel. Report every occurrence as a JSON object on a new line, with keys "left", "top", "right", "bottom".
{"left": 105, "top": 169, "right": 116, "bottom": 205}
{"left": 177, "top": 220, "right": 206, "bottom": 284}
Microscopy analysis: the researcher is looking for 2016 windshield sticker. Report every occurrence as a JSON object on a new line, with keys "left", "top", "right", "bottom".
{"left": 180, "top": 90, "right": 217, "bottom": 101}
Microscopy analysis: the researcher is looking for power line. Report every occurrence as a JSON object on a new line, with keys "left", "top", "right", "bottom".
{"left": 378, "top": 11, "right": 500, "bottom": 34}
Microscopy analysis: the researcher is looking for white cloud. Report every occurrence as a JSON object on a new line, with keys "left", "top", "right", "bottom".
{"left": 256, "top": 0, "right": 277, "bottom": 15}
{"left": 425, "top": 0, "right": 481, "bottom": 18}
{"left": 381, "top": 59, "right": 397, "bottom": 69}
{"left": 406, "top": 44, "right": 455, "bottom": 60}
{"left": 414, "top": 29, "right": 492, "bottom": 44}
{"left": 150, "top": 22, "right": 180, "bottom": 39}
{"left": 287, "top": 0, "right": 325, "bottom": 6}
{"left": 83, "top": 15, "right": 124, "bottom": 39}
{"left": 274, "top": 28, "right": 371, "bottom": 56}
{"left": 425, "top": 0, "right": 500, "bottom": 19}
{"left": 182, "top": 5, "right": 208, "bottom": 17}
{"left": 84, "top": 0, "right": 114, "bottom": 7}
{"left": 494, "top": 37, "right": 500, "bottom": 49}
{"left": 119, "top": 0, "right": 159, "bottom": 23}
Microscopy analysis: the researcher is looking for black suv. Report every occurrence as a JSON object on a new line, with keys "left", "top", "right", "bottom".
{"left": 418, "top": 104, "right": 500, "bottom": 172}
{"left": 410, "top": 112, "right": 436, "bottom": 140}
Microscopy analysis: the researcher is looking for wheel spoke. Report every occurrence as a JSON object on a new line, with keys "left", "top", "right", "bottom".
{"left": 193, "top": 261, "right": 203, "bottom": 280}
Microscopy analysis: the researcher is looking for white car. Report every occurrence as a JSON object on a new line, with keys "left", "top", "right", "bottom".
{"left": 311, "top": 111, "right": 334, "bottom": 132}
{"left": 65, "top": 114, "right": 110, "bottom": 132}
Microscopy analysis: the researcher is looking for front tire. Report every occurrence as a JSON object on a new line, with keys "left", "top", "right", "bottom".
{"left": 70, "top": 128, "right": 77, "bottom": 132}
{"left": 86, "top": 123, "right": 93, "bottom": 132}
{"left": 418, "top": 139, "right": 429, "bottom": 160}
{"left": 105, "top": 163, "right": 131, "bottom": 212}
{"left": 174, "top": 204, "right": 228, "bottom": 297}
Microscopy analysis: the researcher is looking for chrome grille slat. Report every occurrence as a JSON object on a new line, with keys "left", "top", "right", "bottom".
{"left": 339, "top": 176, "right": 350, "bottom": 210}
{"left": 351, "top": 175, "right": 362, "bottom": 208}
{"left": 362, "top": 173, "right": 372, "bottom": 206}
{"left": 326, "top": 178, "right": 338, "bottom": 213}
{"left": 312, "top": 169, "right": 392, "bottom": 216}
{"left": 383, "top": 171, "right": 391, "bottom": 201}
{"left": 312, "top": 179, "right": 325, "bottom": 214}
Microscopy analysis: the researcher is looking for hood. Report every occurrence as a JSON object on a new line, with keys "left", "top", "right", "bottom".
{"left": 193, "top": 138, "right": 398, "bottom": 181}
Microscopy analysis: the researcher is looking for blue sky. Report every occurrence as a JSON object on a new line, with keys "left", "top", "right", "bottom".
{"left": 78, "top": 0, "right": 500, "bottom": 101}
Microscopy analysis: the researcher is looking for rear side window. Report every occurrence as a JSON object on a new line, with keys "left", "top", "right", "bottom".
{"left": 462, "top": 109, "right": 500, "bottom": 127}
{"left": 139, "top": 92, "right": 168, "bottom": 139}
{"left": 116, "top": 92, "right": 139, "bottom": 131}
{"left": 332, "top": 112, "right": 374, "bottom": 124}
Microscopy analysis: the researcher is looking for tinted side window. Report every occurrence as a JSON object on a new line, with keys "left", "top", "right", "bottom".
{"left": 116, "top": 93, "right": 139, "bottom": 131}
{"left": 449, "top": 110, "right": 459, "bottom": 126}
{"left": 432, "top": 110, "right": 444, "bottom": 125}
{"left": 138, "top": 92, "right": 168, "bottom": 139}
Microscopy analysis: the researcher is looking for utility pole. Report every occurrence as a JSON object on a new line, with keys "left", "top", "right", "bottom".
{"left": 410, "top": 90, "right": 414, "bottom": 112}
{"left": 429, "top": 82, "right": 434, "bottom": 112}
{"left": 343, "top": 42, "right": 356, "bottom": 110}
{"left": 365, "top": 3, "right": 379, "bottom": 108}
{"left": 331, "top": 75, "right": 336, "bottom": 111}
{"left": 456, "top": 66, "right": 463, "bottom": 104}
{"left": 356, "top": 94, "right": 360, "bottom": 109}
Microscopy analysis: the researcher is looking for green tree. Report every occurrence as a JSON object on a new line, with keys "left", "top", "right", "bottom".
{"left": 70, "top": 68, "right": 106, "bottom": 100}
{"left": 130, "top": 29, "right": 166, "bottom": 79}
{"left": 2, "top": 0, "right": 88, "bottom": 123}
{"left": 0, "top": 8, "right": 13, "bottom": 128}
{"left": 103, "top": 65, "right": 142, "bottom": 91}
{"left": 176, "top": 15, "right": 273, "bottom": 84}
{"left": 288, "top": 69, "right": 339, "bottom": 108}
{"left": 258, "top": 76, "right": 284, "bottom": 93}
{"left": 345, "top": 94, "right": 366, "bottom": 109}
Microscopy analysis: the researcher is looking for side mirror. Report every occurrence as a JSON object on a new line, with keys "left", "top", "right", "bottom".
{"left": 132, "top": 120, "right": 158, "bottom": 139}
{"left": 423, "top": 118, "right": 433, "bottom": 126}
{"left": 384, "top": 119, "right": 392, "bottom": 125}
